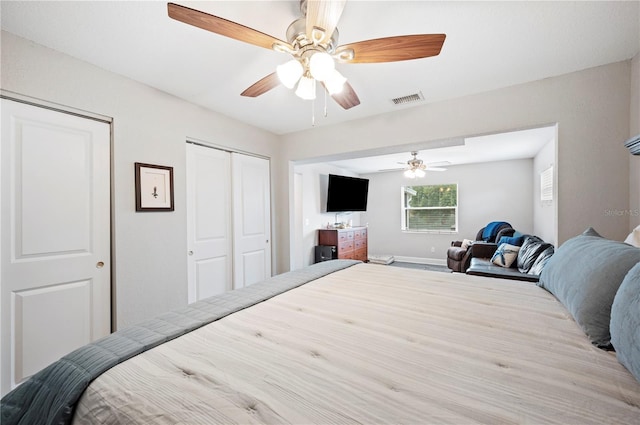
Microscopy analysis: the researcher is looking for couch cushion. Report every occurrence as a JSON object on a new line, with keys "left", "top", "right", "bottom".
{"left": 538, "top": 228, "right": 640, "bottom": 348}
{"left": 610, "top": 262, "right": 640, "bottom": 383}
{"left": 467, "top": 258, "right": 539, "bottom": 282}
{"left": 491, "top": 243, "right": 520, "bottom": 268}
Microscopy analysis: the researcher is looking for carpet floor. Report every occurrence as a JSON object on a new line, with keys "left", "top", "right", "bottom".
{"left": 387, "top": 262, "right": 452, "bottom": 273}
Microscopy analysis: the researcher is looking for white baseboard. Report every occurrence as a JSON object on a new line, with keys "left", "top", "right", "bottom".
{"left": 393, "top": 256, "right": 447, "bottom": 266}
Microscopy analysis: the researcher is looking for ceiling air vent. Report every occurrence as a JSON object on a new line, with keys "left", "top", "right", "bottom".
{"left": 391, "top": 91, "right": 424, "bottom": 105}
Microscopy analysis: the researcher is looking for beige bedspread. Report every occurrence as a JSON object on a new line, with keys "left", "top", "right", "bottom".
{"left": 73, "top": 264, "right": 640, "bottom": 424}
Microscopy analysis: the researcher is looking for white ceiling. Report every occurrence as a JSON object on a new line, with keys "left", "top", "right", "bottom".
{"left": 2, "top": 0, "right": 639, "bottom": 137}
{"left": 325, "top": 124, "right": 557, "bottom": 174}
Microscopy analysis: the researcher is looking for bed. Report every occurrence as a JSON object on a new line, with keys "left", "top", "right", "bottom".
{"left": 2, "top": 252, "right": 640, "bottom": 424}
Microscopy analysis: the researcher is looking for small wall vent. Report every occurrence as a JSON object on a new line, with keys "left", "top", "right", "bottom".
{"left": 391, "top": 91, "right": 424, "bottom": 105}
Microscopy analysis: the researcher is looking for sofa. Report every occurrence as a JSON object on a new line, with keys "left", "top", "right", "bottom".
{"left": 447, "top": 222, "right": 514, "bottom": 272}
{"left": 466, "top": 234, "right": 554, "bottom": 282}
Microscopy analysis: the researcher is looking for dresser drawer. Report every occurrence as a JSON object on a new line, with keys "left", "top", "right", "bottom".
{"left": 340, "top": 251, "right": 355, "bottom": 260}
{"left": 354, "top": 228, "right": 367, "bottom": 239}
{"left": 338, "top": 240, "right": 354, "bottom": 254}
{"left": 354, "top": 249, "right": 368, "bottom": 262}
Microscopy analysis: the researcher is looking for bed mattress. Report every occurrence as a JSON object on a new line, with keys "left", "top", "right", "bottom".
{"left": 72, "top": 263, "right": 640, "bottom": 424}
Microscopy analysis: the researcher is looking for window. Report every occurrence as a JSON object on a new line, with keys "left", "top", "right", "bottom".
{"left": 540, "top": 165, "right": 553, "bottom": 202}
{"left": 401, "top": 184, "right": 458, "bottom": 232}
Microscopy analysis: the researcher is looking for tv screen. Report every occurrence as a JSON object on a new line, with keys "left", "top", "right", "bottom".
{"left": 326, "top": 174, "right": 369, "bottom": 212}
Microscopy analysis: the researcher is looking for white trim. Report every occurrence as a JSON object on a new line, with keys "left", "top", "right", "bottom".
{"left": 0, "top": 90, "right": 112, "bottom": 124}
{"left": 186, "top": 138, "right": 269, "bottom": 161}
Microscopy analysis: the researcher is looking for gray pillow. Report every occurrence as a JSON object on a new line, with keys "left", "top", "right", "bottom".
{"left": 538, "top": 228, "right": 640, "bottom": 348}
{"left": 610, "top": 262, "right": 640, "bottom": 383}
{"left": 582, "top": 226, "right": 602, "bottom": 237}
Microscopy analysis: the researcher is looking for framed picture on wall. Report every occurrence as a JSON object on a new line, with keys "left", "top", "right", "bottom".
{"left": 135, "top": 162, "right": 174, "bottom": 212}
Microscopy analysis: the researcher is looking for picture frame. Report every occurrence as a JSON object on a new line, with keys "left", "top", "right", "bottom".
{"left": 135, "top": 162, "right": 174, "bottom": 212}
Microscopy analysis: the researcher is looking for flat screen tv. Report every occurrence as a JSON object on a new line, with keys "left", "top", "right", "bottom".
{"left": 326, "top": 174, "right": 369, "bottom": 212}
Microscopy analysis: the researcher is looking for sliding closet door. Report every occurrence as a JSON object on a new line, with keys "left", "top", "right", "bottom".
{"left": 232, "top": 153, "right": 271, "bottom": 288}
{"left": 0, "top": 99, "right": 111, "bottom": 396}
{"left": 186, "top": 145, "right": 271, "bottom": 299}
{"left": 186, "top": 144, "right": 232, "bottom": 303}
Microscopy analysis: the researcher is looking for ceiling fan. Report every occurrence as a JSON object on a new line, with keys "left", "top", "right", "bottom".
{"left": 377, "top": 151, "right": 448, "bottom": 176}
{"left": 167, "top": 1, "right": 446, "bottom": 109}
{"left": 402, "top": 151, "right": 447, "bottom": 178}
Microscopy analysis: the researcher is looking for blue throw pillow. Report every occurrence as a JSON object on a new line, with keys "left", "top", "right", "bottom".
{"left": 498, "top": 235, "right": 525, "bottom": 246}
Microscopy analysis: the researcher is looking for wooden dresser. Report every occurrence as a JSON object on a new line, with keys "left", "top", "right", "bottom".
{"left": 318, "top": 227, "right": 368, "bottom": 262}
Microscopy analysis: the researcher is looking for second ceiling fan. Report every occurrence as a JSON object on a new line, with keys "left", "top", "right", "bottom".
{"left": 167, "top": 1, "right": 446, "bottom": 109}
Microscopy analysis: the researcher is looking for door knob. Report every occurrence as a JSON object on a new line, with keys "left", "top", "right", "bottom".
{"left": 188, "top": 250, "right": 194, "bottom": 256}
{"left": 96, "top": 261, "right": 105, "bottom": 268}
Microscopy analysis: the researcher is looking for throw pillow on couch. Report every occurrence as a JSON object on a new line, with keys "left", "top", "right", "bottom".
{"left": 517, "top": 236, "right": 554, "bottom": 274}
{"left": 491, "top": 243, "right": 520, "bottom": 268}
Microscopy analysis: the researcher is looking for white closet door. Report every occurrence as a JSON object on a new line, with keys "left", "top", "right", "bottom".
{"left": 186, "top": 144, "right": 232, "bottom": 303}
{"left": 0, "top": 99, "right": 111, "bottom": 396}
{"left": 232, "top": 153, "right": 271, "bottom": 288}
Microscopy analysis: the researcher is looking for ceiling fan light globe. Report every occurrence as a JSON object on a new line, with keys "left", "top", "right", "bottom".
{"left": 295, "top": 76, "right": 316, "bottom": 100}
{"left": 415, "top": 169, "right": 426, "bottom": 178}
{"left": 404, "top": 169, "right": 415, "bottom": 179}
{"left": 325, "top": 69, "right": 347, "bottom": 94}
{"left": 277, "top": 59, "right": 303, "bottom": 89}
{"left": 309, "top": 52, "right": 335, "bottom": 81}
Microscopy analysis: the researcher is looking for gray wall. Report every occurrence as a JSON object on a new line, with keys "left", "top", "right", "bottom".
{"left": 1, "top": 32, "right": 281, "bottom": 329}
{"left": 361, "top": 159, "right": 534, "bottom": 263}
{"left": 2, "top": 31, "right": 637, "bottom": 328}
{"left": 279, "top": 60, "right": 632, "bottom": 271}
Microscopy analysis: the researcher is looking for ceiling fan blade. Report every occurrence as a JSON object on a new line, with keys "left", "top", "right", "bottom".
{"left": 241, "top": 73, "right": 281, "bottom": 97}
{"left": 325, "top": 81, "right": 360, "bottom": 109}
{"left": 426, "top": 167, "right": 447, "bottom": 172}
{"left": 306, "top": 0, "right": 347, "bottom": 45}
{"left": 335, "top": 34, "right": 446, "bottom": 63}
{"left": 168, "top": 3, "right": 292, "bottom": 51}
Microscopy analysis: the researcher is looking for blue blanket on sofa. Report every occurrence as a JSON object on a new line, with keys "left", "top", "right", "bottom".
{"left": 0, "top": 260, "right": 360, "bottom": 425}
{"left": 482, "top": 221, "right": 511, "bottom": 241}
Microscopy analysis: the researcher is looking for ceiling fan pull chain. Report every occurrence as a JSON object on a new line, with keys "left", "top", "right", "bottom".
{"left": 311, "top": 98, "right": 316, "bottom": 127}
{"left": 324, "top": 89, "right": 328, "bottom": 118}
